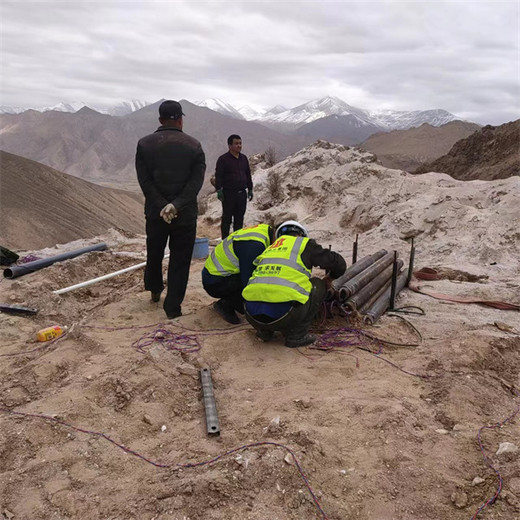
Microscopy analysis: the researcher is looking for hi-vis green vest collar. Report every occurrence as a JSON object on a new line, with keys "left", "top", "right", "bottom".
{"left": 204, "top": 224, "right": 271, "bottom": 277}
{"left": 242, "top": 235, "right": 312, "bottom": 304}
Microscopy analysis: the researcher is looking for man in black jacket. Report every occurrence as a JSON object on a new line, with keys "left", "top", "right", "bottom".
{"left": 215, "top": 134, "right": 253, "bottom": 239}
{"left": 136, "top": 100, "right": 206, "bottom": 319}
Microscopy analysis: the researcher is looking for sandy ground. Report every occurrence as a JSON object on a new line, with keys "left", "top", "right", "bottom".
{"left": 1, "top": 222, "right": 519, "bottom": 520}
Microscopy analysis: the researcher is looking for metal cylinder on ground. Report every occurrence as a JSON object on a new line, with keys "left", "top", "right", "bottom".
{"left": 338, "top": 252, "right": 395, "bottom": 302}
{"left": 363, "top": 269, "right": 409, "bottom": 325}
{"left": 358, "top": 278, "right": 392, "bottom": 314}
{"left": 345, "top": 259, "right": 403, "bottom": 311}
{"left": 407, "top": 238, "right": 415, "bottom": 286}
{"left": 200, "top": 367, "right": 220, "bottom": 436}
{"left": 4, "top": 243, "right": 108, "bottom": 279}
{"left": 331, "top": 249, "right": 387, "bottom": 292}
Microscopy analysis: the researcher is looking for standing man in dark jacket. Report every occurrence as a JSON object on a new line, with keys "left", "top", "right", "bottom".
{"left": 215, "top": 134, "right": 253, "bottom": 239}
{"left": 136, "top": 100, "right": 206, "bottom": 319}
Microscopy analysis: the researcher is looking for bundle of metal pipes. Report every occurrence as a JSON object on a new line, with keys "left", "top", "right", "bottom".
{"left": 327, "top": 236, "right": 415, "bottom": 324}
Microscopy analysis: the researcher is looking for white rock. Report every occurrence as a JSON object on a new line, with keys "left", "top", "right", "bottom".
{"left": 435, "top": 428, "right": 449, "bottom": 435}
{"left": 472, "top": 477, "right": 485, "bottom": 486}
{"left": 161, "top": 424, "right": 167, "bottom": 432}
{"left": 496, "top": 442, "right": 518, "bottom": 456}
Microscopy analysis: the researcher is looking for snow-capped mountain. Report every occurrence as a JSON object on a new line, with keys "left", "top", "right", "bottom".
{"left": 261, "top": 96, "right": 373, "bottom": 127}
{"left": 43, "top": 102, "right": 89, "bottom": 113}
{"left": 264, "top": 105, "right": 288, "bottom": 116}
{"left": 194, "top": 98, "right": 245, "bottom": 120}
{"left": 0, "top": 100, "right": 151, "bottom": 116}
{"left": 104, "top": 100, "right": 151, "bottom": 116}
{"left": 367, "top": 108, "right": 459, "bottom": 131}
{"left": 237, "top": 105, "right": 265, "bottom": 121}
{"left": 0, "top": 106, "right": 27, "bottom": 114}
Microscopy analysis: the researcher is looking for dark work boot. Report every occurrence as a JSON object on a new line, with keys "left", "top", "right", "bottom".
{"left": 213, "top": 300, "right": 240, "bottom": 325}
{"left": 150, "top": 291, "right": 162, "bottom": 303}
{"left": 285, "top": 333, "right": 317, "bottom": 348}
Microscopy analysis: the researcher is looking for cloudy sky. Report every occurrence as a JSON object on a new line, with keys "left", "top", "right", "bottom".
{"left": 1, "top": 0, "right": 518, "bottom": 125}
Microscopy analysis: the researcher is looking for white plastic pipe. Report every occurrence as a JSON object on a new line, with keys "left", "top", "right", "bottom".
{"left": 53, "top": 254, "right": 170, "bottom": 295}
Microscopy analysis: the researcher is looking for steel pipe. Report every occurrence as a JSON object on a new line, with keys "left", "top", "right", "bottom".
{"left": 200, "top": 367, "right": 220, "bottom": 436}
{"left": 4, "top": 243, "right": 107, "bottom": 279}
{"left": 338, "top": 252, "right": 395, "bottom": 302}
{"left": 345, "top": 259, "right": 403, "bottom": 311}
{"left": 363, "top": 269, "right": 409, "bottom": 324}
{"left": 407, "top": 238, "right": 415, "bottom": 287}
{"left": 359, "top": 278, "right": 392, "bottom": 314}
{"left": 331, "top": 249, "right": 387, "bottom": 292}
{"left": 389, "top": 251, "right": 399, "bottom": 310}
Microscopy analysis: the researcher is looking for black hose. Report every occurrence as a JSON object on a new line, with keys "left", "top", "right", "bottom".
{"left": 4, "top": 243, "right": 108, "bottom": 279}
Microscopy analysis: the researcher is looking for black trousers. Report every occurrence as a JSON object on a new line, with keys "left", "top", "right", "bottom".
{"left": 202, "top": 271, "right": 244, "bottom": 312}
{"left": 245, "top": 278, "right": 327, "bottom": 340}
{"left": 221, "top": 189, "right": 247, "bottom": 239}
{"left": 144, "top": 214, "right": 196, "bottom": 316}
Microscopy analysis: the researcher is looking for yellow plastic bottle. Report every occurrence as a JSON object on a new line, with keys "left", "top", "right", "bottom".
{"left": 36, "top": 325, "right": 67, "bottom": 342}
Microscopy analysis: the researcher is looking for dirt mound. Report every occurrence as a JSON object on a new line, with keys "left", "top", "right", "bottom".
{"left": 414, "top": 119, "right": 520, "bottom": 180}
{"left": 359, "top": 121, "right": 481, "bottom": 172}
{"left": 0, "top": 151, "right": 145, "bottom": 250}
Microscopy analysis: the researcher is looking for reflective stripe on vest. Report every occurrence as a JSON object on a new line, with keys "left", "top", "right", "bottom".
{"left": 242, "top": 236, "right": 312, "bottom": 304}
{"left": 204, "top": 224, "right": 271, "bottom": 277}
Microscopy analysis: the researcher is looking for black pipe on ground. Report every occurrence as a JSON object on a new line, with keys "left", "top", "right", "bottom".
{"left": 352, "top": 234, "right": 359, "bottom": 264}
{"left": 389, "top": 251, "right": 399, "bottom": 310}
{"left": 407, "top": 238, "right": 415, "bottom": 287}
{"left": 358, "top": 278, "right": 392, "bottom": 314}
{"left": 331, "top": 249, "right": 387, "bottom": 292}
{"left": 345, "top": 259, "right": 403, "bottom": 311}
{"left": 4, "top": 243, "right": 108, "bottom": 279}
{"left": 338, "top": 252, "right": 395, "bottom": 302}
{"left": 363, "top": 269, "right": 409, "bottom": 324}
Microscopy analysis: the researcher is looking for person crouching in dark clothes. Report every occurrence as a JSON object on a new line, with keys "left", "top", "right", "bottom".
{"left": 242, "top": 220, "right": 346, "bottom": 348}
{"left": 202, "top": 224, "right": 274, "bottom": 324}
{"left": 215, "top": 134, "right": 253, "bottom": 239}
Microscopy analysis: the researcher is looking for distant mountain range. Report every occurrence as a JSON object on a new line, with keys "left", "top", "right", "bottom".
{"left": 0, "top": 99, "right": 150, "bottom": 117}
{"left": 0, "top": 95, "right": 485, "bottom": 194}
{"left": 193, "top": 95, "right": 462, "bottom": 133}
{"left": 1, "top": 95, "right": 464, "bottom": 134}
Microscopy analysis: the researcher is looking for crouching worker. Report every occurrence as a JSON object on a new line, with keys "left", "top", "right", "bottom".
{"left": 242, "top": 220, "right": 346, "bottom": 348}
{"left": 202, "top": 223, "right": 274, "bottom": 324}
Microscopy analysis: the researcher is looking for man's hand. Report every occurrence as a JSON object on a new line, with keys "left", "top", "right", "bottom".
{"left": 160, "top": 203, "right": 177, "bottom": 224}
{"left": 247, "top": 188, "right": 253, "bottom": 201}
{"left": 217, "top": 189, "right": 224, "bottom": 202}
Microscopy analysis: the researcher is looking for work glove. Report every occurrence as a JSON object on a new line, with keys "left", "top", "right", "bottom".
{"left": 247, "top": 188, "right": 253, "bottom": 201}
{"left": 160, "top": 203, "right": 177, "bottom": 224}
{"left": 217, "top": 189, "right": 224, "bottom": 202}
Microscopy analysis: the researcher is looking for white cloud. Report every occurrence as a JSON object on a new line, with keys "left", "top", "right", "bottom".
{"left": 0, "top": 0, "right": 518, "bottom": 125}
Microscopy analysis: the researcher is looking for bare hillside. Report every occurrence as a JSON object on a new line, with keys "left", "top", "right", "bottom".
{"left": 415, "top": 120, "right": 520, "bottom": 180}
{"left": 0, "top": 151, "right": 145, "bottom": 250}
{"left": 359, "top": 121, "right": 481, "bottom": 172}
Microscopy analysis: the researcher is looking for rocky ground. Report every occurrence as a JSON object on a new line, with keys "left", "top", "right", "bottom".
{"left": 1, "top": 142, "right": 519, "bottom": 520}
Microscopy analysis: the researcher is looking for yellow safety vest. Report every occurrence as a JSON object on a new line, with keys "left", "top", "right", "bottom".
{"left": 204, "top": 224, "right": 271, "bottom": 277}
{"left": 242, "top": 236, "right": 312, "bottom": 304}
